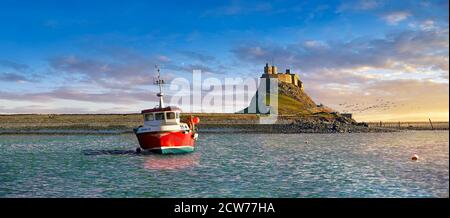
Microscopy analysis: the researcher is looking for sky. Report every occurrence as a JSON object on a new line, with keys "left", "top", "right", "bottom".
{"left": 0, "top": 0, "right": 448, "bottom": 121}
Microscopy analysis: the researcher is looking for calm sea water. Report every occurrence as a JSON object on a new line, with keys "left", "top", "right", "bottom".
{"left": 0, "top": 131, "right": 448, "bottom": 197}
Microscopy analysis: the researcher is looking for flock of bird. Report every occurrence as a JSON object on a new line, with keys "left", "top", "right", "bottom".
{"left": 337, "top": 98, "right": 408, "bottom": 114}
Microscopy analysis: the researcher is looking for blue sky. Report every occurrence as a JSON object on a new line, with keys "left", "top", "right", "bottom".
{"left": 0, "top": 0, "right": 448, "bottom": 121}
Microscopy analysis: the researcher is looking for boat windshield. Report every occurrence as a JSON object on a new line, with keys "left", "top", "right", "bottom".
{"left": 166, "top": 112, "right": 175, "bottom": 119}
{"left": 144, "top": 113, "right": 154, "bottom": 121}
{"left": 155, "top": 113, "right": 165, "bottom": 120}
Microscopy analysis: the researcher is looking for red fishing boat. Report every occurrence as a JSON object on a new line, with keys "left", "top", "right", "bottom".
{"left": 134, "top": 67, "right": 199, "bottom": 154}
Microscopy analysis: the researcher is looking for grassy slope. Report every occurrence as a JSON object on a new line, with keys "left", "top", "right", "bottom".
{"left": 264, "top": 82, "right": 333, "bottom": 116}
{"left": 277, "top": 94, "right": 315, "bottom": 115}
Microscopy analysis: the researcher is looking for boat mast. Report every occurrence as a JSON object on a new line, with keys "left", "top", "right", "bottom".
{"left": 154, "top": 65, "right": 165, "bottom": 108}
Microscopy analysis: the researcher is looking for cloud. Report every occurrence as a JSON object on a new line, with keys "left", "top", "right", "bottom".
{"left": 0, "top": 72, "right": 34, "bottom": 83}
{"left": 167, "top": 63, "right": 225, "bottom": 75}
{"left": 382, "top": 11, "right": 411, "bottom": 25}
{"left": 17, "top": 46, "right": 231, "bottom": 112}
{"left": 47, "top": 53, "right": 157, "bottom": 90}
{"left": 178, "top": 51, "right": 216, "bottom": 62}
{"left": 0, "top": 60, "right": 29, "bottom": 71}
{"left": 337, "top": 0, "right": 382, "bottom": 12}
{"left": 0, "top": 87, "right": 159, "bottom": 104}
{"left": 303, "top": 67, "right": 376, "bottom": 85}
{"left": 156, "top": 55, "right": 171, "bottom": 62}
{"left": 46, "top": 44, "right": 200, "bottom": 91}
{"left": 358, "top": 0, "right": 382, "bottom": 10}
{"left": 231, "top": 45, "right": 285, "bottom": 64}
{"left": 164, "top": 50, "right": 230, "bottom": 75}
{"left": 0, "top": 104, "right": 93, "bottom": 114}
{"left": 0, "top": 60, "right": 38, "bottom": 83}
{"left": 409, "top": 19, "right": 438, "bottom": 31}
{"left": 303, "top": 40, "right": 329, "bottom": 49}
{"left": 420, "top": 19, "right": 436, "bottom": 30}
{"left": 231, "top": 28, "right": 449, "bottom": 74}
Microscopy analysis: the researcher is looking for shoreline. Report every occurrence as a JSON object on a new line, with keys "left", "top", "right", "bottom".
{"left": 0, "top": 130, "right": 448, "bottom": 136}
{"left": 0, "top": 114, "right": 447, "bottom": 134}
{"left": 1, "top": 124, "right": 444, "bottom": 135}
{"left": 0, "top": 128, "right": 448, "bottom": 135}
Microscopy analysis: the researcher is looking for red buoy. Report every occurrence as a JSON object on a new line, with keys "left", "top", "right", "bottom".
{"left": 192, "top": 117, "right": 200, "bottom": 124}
{"left": 411, "top": 154, "right": 419, "bottom": 161}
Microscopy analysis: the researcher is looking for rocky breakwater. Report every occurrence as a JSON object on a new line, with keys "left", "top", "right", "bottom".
{"left": 197, "top": 115, "right": 394, "bottom": 133}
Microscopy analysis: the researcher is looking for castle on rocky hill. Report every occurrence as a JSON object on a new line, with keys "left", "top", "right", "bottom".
{"left": 260, "top": 63, "right": 304, "bottom": 90}
{"left": 239, "top": 64, "right": 354, "bottom": 122}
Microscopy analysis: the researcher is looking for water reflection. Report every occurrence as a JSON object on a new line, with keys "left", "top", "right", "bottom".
{"left": 143, "top": 153, "right": 200, "bottom": 170}
{"left": 83, "top": 149, "right": 136, "bottom": 155}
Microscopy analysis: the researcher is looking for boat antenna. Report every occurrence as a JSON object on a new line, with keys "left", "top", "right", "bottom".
{"left": 154, "top": 65, "right": 165, "bottom": 108}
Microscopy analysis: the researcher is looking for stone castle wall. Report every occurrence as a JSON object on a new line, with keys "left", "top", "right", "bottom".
{"left": 261, "top": 63, "right": 303, "bottom": 89}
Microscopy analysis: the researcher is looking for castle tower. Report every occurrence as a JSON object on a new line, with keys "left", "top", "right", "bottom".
{"left": 264, "top": 63, "right": 272, "bottom": 74}
{"left": 271, "top": 65, "right": 277, "bottom": 74}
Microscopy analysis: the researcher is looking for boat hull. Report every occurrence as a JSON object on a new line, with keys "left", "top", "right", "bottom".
{"left": 152, "top": 146, "right": 195, "bottom": 154}
{"left": 134, "top": 129, "right": 196, "bottom": 154}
